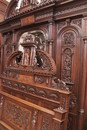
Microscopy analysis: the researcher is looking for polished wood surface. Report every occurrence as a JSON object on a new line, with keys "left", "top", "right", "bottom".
{"left": 0, "top": 0, "right": 87, "bottom": 130}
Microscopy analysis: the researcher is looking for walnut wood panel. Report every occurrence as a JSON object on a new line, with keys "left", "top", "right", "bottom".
{"left": 0, "top": 0, "right": 87, "bottom": 130}
{"left": 0, "top": 91, "right": 70, "bottom": 130}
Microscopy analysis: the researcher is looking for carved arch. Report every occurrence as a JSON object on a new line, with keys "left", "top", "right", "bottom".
{"left": 58, "top": 25, "right": 81, "bottom": 38}
{"left": 17, "top": 26, "right": 48, "bottom": 42}
{"left": 5, "top": 0, "right": 17, "bottom": 18}
{"left": 56, "top": 25, "right": 81, "bottom": 84}
{"left": 6, "top": 49, "right": 56, "bottom": 74}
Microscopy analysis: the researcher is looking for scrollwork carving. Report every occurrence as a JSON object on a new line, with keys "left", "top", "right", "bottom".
{"left": 62, "top": 32, "right": 75, "bottom": 46}
{"left": 4, "top": 101, "right": 30, "bottom": 130}
{"left": 62, "top": 48, "right": 73, "bottom": 82}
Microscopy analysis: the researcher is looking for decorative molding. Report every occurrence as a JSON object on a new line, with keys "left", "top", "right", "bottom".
{"left": 1, "top": 78, "right": 60, "bottom": 102}
{"left": 35, "top": 12, "right": 53, "bottom": 21}
{"left": 55, "top": 2, "right": 87, "bottom": 17}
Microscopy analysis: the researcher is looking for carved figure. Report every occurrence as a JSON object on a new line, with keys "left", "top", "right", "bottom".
{"left": 22, "top": 48, "right": 31, "bottom": 65}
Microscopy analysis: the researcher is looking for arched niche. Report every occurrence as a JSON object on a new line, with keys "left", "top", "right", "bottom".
{"left": 18, "top": 30, "right": 48, "bottom": 53}
{"left": 56, "top": 25, "right": 82, "bottom": 91}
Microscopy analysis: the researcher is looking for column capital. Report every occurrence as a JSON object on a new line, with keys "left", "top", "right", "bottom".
{"left": 79, "top": 109, "right": 84, "bottom": 114}
{"left": 83, "top": 37, "right": 87, "bottom": 43}
{"left": 48, "top": 40, "right": 53, "bottom": 44}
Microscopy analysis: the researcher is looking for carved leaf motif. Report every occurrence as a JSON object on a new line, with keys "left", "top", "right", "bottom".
{"left": 32, "top": 110, "right": 38, "bottom": 127}
{"left": 63, "top": 32, "right": 75, "bottom": 46}
{"left": 6, "top": 40, "right": 12, "bottom": 57}
{"left": 62, "top": 48, "right": 73, "bottom": 82}
{"left": 4, "top": 101, "right": 30, "bottom": 130}
{"left": 42, "top": 118, "right": 50, "bottom": 130}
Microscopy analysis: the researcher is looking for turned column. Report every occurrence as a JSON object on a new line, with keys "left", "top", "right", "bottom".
{"left": 48, "top": 20, "right": 55, "bottom": 57}
{"left": 78, "top": 39, "right": 87, "bottom": 130}
{"left": 12, "top": 30, "right": 16, "bottom": 52}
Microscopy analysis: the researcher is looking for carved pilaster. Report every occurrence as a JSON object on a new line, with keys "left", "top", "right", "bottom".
{"left": 48, "top": 20, "right": 55, "bottom": 57}
{"left": 48, "top": 40, "right": 53, "bottom": 57}
{"left": 78, "top": 38, "right": 87, "bottom": 130}
{"left": 12, "top": 30, "right": 16, "bottom": 52}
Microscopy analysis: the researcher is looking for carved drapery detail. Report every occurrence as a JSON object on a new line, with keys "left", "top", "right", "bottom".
{"left": 42, "top": 118, "right": 50, "bottom": 130}
{"left": 62, "top": 48, "right": 73, "bottom": 82}
{"left": 4, "top": 101, "right": 30, "bottom": 130}
{"left": 62, "top": 32, "right": 75, "bottom": 46}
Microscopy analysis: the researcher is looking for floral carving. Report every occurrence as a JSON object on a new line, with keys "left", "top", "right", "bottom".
{"left": 1, "top": 78, "right": 61, "bottom": 102}
{"left": 62, "top": 48, "right": 73, "bottom": 82}
{"left": 34, "top": 75, "right": 46, "bottom": 84}
{"left": 63, "top": 32, "right": 75, "bottom": 46}
{"left": 42, "top": 118, "right": 50, "bottom": 130}
{"left": 4, "top": 101, "right": 30, "bottom": 130}
{"left": 6, "top": 39, "right": 12, "bottom": 57}
{"left": 32, "top": 110, "right": 38, "bottom": 127}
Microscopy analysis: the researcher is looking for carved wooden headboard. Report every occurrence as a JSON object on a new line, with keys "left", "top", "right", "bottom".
{"left": 0, "top": 33, "right": 71, "bottom": 130}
